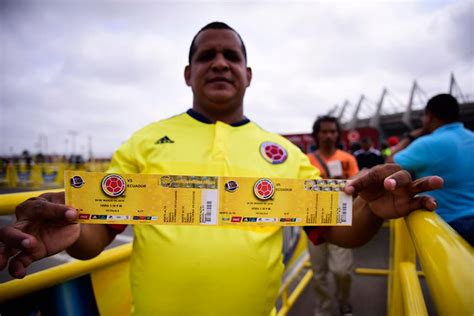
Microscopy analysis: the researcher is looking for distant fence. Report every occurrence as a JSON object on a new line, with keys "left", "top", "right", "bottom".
{"left": 0, "top": 161, "right": 109, "bottom": 189}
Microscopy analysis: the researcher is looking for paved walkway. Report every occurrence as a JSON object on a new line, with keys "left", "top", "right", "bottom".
{"left": 288, "top": 226, "right": 436, "bottom": 316}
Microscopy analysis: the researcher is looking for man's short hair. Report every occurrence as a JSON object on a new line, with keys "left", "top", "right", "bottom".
{"left": 312, "top": 115, "right": 342, "bottom": 147}
{"left": 425, "top": 94, "right": 459, "bottom": 122}
{"left": 188, "top": 22, "right": 247, "bottom": 65}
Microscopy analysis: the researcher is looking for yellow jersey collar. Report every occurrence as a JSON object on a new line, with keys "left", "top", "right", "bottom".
{"left": 186, "top": 109, "right": 250, "bottom": 127}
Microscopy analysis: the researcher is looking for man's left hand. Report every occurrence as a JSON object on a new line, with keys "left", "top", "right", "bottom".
{"left": 343, "top": 164, "right": 443, "bottom": 219}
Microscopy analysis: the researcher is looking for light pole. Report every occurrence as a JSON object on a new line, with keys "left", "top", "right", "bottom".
{"left": 67, "top": 130, "right": 78, "bottom": 156}
{"left": 88, "top": 135, "right": 93, "bottom": 161}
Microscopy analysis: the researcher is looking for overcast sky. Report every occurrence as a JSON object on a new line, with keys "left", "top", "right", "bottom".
{"left": 1, "top": 0, "right": 472, "bottom": 157}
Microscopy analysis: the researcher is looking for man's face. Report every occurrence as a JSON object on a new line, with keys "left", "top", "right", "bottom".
{"left": 317, "top": 121, "right": 339, "bottom": 148}
{"left": 185, "top": 29, "right": 252, "bottom": 111}
{"left": 361, "top": 141, "right": 371, "bottom": 151}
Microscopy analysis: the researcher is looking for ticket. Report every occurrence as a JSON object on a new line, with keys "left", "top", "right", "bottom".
{"left": 65, "top": 171, "right": 352, "bottom": 226}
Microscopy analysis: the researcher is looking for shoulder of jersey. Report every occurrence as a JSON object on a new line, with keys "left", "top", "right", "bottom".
{"left": 130, "top": 112, "right": 188, "bottom": 138}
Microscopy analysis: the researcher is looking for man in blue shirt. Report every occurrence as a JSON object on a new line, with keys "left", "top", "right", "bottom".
{"left": 390, "top": 94, "right": 474, "bottom": 245}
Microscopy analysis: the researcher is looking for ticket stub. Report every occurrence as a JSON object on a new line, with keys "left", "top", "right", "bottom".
{"left": 65, "top": 171, "right": 352, "bottom": 226}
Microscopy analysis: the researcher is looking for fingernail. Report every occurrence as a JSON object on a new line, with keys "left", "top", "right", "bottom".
{"left": 65, "top": 209, "right": 77, "bottom": 220}
{"left": 21, "top": 239, "right": 30, "bottom": 248}
{"left": 15, "top": 271, "right": 25, "bottom": 279}
{"left": 388, "top": 179, "right": 396, "bottom": 188}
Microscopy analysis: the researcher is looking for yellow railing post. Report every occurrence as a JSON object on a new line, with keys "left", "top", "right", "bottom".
{"left": 55, "top": 162, "right": 66, "bottom": 187}
{"left": 405, "top": 211, "right": 474, "bottom": 315}
{"left": 6, "top": 163, "right": 18, "bottom": 188}
{"left": 281, "top": 287, "right": 289, "bottom": 313}
{"left": 277, "top": 269, "right": 313, "bottom": 316}
{"left": 31, "top": 164, "right": 43, "bottom": 189}
{"left": 399, "top": 262, "right": 428, "bottom": 316}
{"left": 0, "top": 189, "right": 64, "bottom": 215}
{"left": 387, "top": 218, "right": 416, "bottom": 316}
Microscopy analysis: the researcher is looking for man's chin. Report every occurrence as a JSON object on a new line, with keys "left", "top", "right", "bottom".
{"left": 205, "top": 92, "right": 236, "bottom": 104}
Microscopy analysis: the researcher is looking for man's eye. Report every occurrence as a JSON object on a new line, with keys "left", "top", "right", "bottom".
{"left": 197, "top": 52, "right": 215, "bottom": 62}
{"left": 224, "top": 52, "right": 241, "bottom": 61}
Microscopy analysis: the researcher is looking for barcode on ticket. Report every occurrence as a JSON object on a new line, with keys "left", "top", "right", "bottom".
{"left": 337, "top": 193, "right": 352, "bottom": 225}
{"left": 200, "top": 189, "right": 218, "bottom": 225}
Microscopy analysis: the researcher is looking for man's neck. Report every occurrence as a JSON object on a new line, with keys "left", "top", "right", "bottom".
{"left": 430, "top": 119, "right": 453, "bottom": 133}
{"left": 318, "top": 146, "right": 337, "bottom": 158}
{"left": 192, "top": 103, "right": 244, "bottom": 125}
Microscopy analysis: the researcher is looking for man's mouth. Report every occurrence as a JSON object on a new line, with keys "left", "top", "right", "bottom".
{"left": 207, "top": 77, "right": 233, "bottom": 84}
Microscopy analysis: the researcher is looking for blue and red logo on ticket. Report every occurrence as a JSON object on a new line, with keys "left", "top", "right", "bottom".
{"left": 224, "top": 180, "right": 239, "bottom": 192}
{"left": 254, "top": 178, "right": 275, "bottom": 200}
{"left": 70, "top": 175, "right": 85, "bottom": 188}
{"left": 260, "top": 142, "right": 287, "bottom": 164}
{"left": 101, "top": 174, "right": 126, "bottom": 197}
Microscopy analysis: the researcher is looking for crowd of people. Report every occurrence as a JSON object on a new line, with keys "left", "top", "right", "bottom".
{"left": 0, "top": 22, "right": 471, "bottom": 316}
{"left": 304, "top": 92, "right": 473, "bottom": 314}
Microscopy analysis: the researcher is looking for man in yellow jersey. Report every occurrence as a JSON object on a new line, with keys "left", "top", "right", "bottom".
{"left": 307, "top": 115, "right": 359, "bottom": 316}
{"left": 0, "top": 22, "right": 443, "bottom": 315}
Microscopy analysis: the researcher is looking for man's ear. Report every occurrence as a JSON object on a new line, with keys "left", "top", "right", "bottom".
{"left": 184, "top": 65, "right": 191, "bottom": 86}
{"left": 246, "top": 67, "right": 252, "bottom": 87}
{"left": 425, "top": 110, "right": 434, "bottom": 124}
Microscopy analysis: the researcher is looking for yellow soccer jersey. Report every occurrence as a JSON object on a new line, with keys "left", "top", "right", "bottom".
{"left": 107, "top": 110, "right": 320, "bottom": 316}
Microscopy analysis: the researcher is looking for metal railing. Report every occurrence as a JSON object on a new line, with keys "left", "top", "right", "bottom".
{"left": 1, "top": 191, "right": 472, "bottom": 315}
{"left": 277, "top": 253, "right": 313, "bottom": 316}
{"left": 388, "top": 211, "right": 474, "bottom": 316}
{"left": 0, "top": 244, "right": 132, "bottom": 303}
{"left": 0, "top": 189, "right": 64, "bottom": 215}
{"left": 0, "top": 189, "right": 312, "bottom": 315}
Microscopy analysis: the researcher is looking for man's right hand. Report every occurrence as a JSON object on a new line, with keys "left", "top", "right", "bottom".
{"left": 0, "top": 192, "right": 79, "bottom": 279}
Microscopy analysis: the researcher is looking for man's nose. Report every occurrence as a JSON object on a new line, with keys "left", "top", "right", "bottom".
{"left": 211, "top": 54, "right": 229, "bottom": 71}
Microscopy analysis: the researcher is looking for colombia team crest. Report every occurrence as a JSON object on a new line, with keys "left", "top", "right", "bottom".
{"left": 260, "top": 142, "right": 288, "bottom": 164}
{"left": 101, "top": 174, "right": 126, "bottom": 197}
{"left": 254, "top": 178, "right": 275, "bottom": 200}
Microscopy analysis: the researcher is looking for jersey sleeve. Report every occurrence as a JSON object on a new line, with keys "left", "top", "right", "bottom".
{"left": 303, "top": 226, "right": 329, "bottom": 245}
{"left": 298, "top": 152, "right": 321, "bottom": 180}
{"left": 393, "top": 137, "right": 431, "bottom": 173}
{"left": 107, "top": 135, "right": 141, "bottom": 174}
